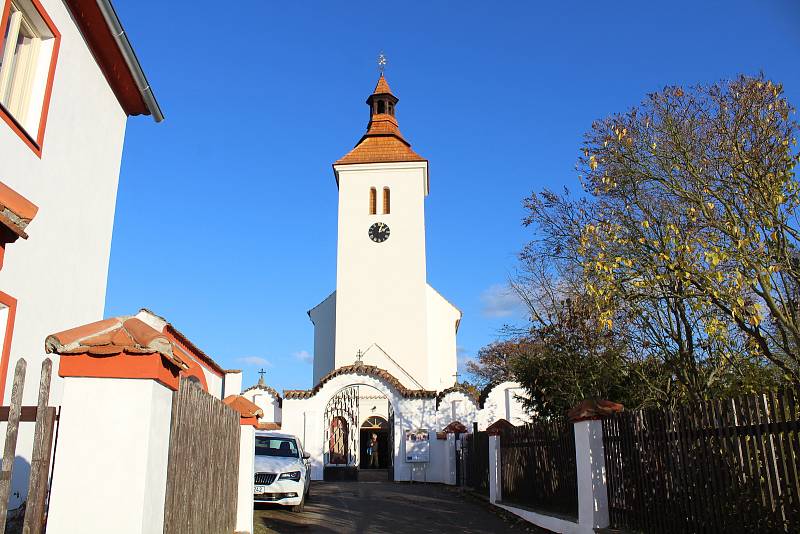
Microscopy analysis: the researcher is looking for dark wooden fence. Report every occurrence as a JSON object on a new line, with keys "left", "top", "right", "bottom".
{"left": 603, "top": 389, "right": 800, "bottom": 533}
{"left": 0, "top": 358, "right": 58, "bottom": 534}
{"left": 463, "top": 431, "right": 489, "bottom": 495}
{"left": 162, "top": 377, "right": 241, "bottom": 534}
{"left": 500, "top": 418, "right": 577, "bottom": 518}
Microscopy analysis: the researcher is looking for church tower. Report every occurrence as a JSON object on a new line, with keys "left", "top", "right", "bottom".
{"left": 308, "top": 73, "right": 460, "bottom": 391}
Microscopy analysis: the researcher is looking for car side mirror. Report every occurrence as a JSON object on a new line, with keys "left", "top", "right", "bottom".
{"left": 302, "top": 452, "right": 310, "bottom": 460}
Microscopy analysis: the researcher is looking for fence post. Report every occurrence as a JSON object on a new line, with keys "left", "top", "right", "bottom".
{"left": 568, "top": 399, "right": 623, "bottom": 532}
{"left": 0, "top": 359, "right": 25, "bottom": 528}
{"left": 235, "top": 424, "right": 255, "bottom": 534}
{"left": 445, "top": 433, "right": 456, "bottom": 485}
{"left": 488, "top": 434, "right": 501, "bottom": 504}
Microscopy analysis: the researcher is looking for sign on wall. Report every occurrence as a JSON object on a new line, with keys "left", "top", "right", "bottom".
{"left": 404, "top": 429, "right": 430, "bottom": 463}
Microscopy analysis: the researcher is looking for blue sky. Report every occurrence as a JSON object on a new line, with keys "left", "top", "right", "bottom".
{"left": 105, "top": 1, "right": 800, "bottom": 391}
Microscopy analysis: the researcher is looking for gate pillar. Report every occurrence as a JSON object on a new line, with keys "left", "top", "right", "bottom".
{"left": 47, "top": 360, "right": 176, "bottom": 534}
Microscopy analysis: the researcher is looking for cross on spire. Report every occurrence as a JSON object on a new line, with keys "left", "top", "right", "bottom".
{"left": 258, "top": 368, "right": 266, "bottom": 386}
{"left": 453, "top": 371, "right": 462, "bottom": 385}
{"left": 377, "top": 51, "right": 387, "bottom": 74}
{"left": 355, "top": 349, "right": 364, "bottom": 365}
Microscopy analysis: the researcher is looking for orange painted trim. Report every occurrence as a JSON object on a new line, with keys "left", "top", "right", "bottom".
{"left": 0, "top": 291, "right": 17, "bottom": 403}
{"left": 0, "top": 0, "right": 61, "bottom": 158}
{"left": 163, "top": 328, "right": 224, "bottom": 378}
{"left": 59, "top": 352, "right": 181, "bottom": 391}
{"left": 240, "top": 416, "right": 259, "bottom": 428}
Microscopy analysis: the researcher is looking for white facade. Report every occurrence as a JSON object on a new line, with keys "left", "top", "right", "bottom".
{"left": 0, "top": 0, "right": 159, "bottom": 509}
{"left": 435, "top": 389, "right": 479, "bottom": 431}
{"left": 478, "top": 381, "right": 532, "bottom": 428}
{"left": 308, "top": 291, "right": 335, "bottom": 383}
{"left": 0, "top": 0, "right": 128, "bottom": 407}
{"left": 242, "top": 382, "right": 282, "bottom": 423}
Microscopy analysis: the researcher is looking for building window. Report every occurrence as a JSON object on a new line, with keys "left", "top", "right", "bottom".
{"left": 0, "top": 0, "right": 60, "bottom": 156}
{"left": 377, "top": 100, "right": 385, "bottom": 114}
{"left": 382, "top": 187, "right": 390, "bottom": 214}
{"left": 369, "top": 187, "right": 376, "bottom": 215}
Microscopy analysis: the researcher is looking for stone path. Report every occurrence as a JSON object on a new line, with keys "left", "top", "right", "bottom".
{"left": 253, "top": 481, "right": 545, "bottom": 534}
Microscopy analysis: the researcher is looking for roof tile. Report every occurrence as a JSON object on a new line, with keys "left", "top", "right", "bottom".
{"left": 0, "top": 182, "right": 38, "bottom": 239}
{"left": 223, "top": 395, "right": 264, "bottom": 419}
{"left": 45, "top": 315, "right": 187, "bottom": 370}
{"left": 335, "top": 75, "right": 426, "bottom": 166}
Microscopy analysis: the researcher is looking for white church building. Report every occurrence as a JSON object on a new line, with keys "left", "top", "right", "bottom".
{"left": 245, "top": 73, "right": 529, "bottom": 482}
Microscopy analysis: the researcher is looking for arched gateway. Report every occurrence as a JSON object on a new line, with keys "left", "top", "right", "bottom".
{"left": 322, "top": 384, "right": 395, "bottom": 481}
{"left": 280, "top": 363, "right": 436, "bottom": 482}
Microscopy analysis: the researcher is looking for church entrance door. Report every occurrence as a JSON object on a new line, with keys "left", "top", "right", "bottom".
{"left": 359, "top": 416, "right": 390, "bottom": 469}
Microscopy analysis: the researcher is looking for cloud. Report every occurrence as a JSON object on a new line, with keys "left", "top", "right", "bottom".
{"left": 480, "top": 283, "right": 524, "bottom": 318}
{"left": 293, "top": 350, "right": 313, "bottom": 364}
{"left": 237, "top": 356, "right": 272, "bottom": 367}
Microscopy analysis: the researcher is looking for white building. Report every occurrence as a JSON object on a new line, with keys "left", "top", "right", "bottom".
{"left": 0, "top": 0, "right": 161, "bottom": 507}
{"left": 253, "top": 73, "right": 530, "bottom": 483}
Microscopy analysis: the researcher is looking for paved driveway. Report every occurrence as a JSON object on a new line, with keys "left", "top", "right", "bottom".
{"left": 253, "top": 481, "right": 543, "bottom": 534}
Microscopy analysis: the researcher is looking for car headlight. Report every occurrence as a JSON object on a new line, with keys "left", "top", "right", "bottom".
{"left": 278, "top": 471, "right": 301, "bottom": 481}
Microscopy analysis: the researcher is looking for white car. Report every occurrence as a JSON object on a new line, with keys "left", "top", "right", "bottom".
{"left": 253, "top": 431, "right": 311, "bottom": 511}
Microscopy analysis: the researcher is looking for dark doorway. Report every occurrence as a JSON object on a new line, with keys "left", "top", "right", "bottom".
{"left": 359, "top": 416, "right": 390, "bottom": 469}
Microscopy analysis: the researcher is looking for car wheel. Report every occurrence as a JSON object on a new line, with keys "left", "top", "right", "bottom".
{"left": 291, "top": 496, "right": 305, "bottom": 513}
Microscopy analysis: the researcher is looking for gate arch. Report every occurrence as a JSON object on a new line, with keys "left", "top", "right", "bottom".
{"left": 322, "top": 381, "right": 397, "bottom": 481}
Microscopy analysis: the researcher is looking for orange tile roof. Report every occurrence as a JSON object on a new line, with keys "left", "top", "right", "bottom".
{"left": 486, "top": 418, "right": 517, "bottom": 436}
{"left": 442, "top": 421, "right": 468, "bottom": 434}
{"left": 335, "top": 75, "right": 426, "bottom": 166}
{"left": 283, "top": 363, "right": 436, "bottom": 400}
{"left": 0, "top": 182, "right": 38, "bottom": 239}
{"left": 223, "top": 395, "right": 263, "bottom": 419}
{"left": 373, "top": 74, "right": 392, "bottom": 95}
{"left": 45, "top": 316, "right": 188, "bottom": 370}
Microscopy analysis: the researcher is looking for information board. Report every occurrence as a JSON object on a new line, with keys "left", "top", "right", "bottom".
{"left": 404, "top": 429, "right": 430, "bottom": 463}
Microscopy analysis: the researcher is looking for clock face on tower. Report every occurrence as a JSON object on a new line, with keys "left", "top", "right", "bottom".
{"left": 368, "top": 222, "right": 390, "bottom": 243}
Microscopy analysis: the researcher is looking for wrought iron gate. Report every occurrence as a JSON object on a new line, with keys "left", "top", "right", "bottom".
{"left": 323, "top": 386, "right": 359, "bottom": 479}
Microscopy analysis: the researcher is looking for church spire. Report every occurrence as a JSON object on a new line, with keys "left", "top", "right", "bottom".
{"left": 334, "top": 73, "right": 426, "bottom": 166}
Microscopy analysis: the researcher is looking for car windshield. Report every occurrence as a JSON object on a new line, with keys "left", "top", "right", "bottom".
{"left": 255, "top": 436, "right": 299, "bottom": 458}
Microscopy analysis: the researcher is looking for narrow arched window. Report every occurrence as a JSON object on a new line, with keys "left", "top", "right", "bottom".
{"left": 388, "top": 102, "right": 394, "bottom": 116}
{"left": 382, "top": 187, "right": 390, "bottom": 214}
{"left": 369, "top": 188, "right": 377, "bottom": 215}
{"left": 377, "top": 100, "right": 386, "bottom": 114}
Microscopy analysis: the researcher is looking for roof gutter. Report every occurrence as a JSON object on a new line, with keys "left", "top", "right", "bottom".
{"left": 95, "top": 0, "right": 164, "bottom": 122}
